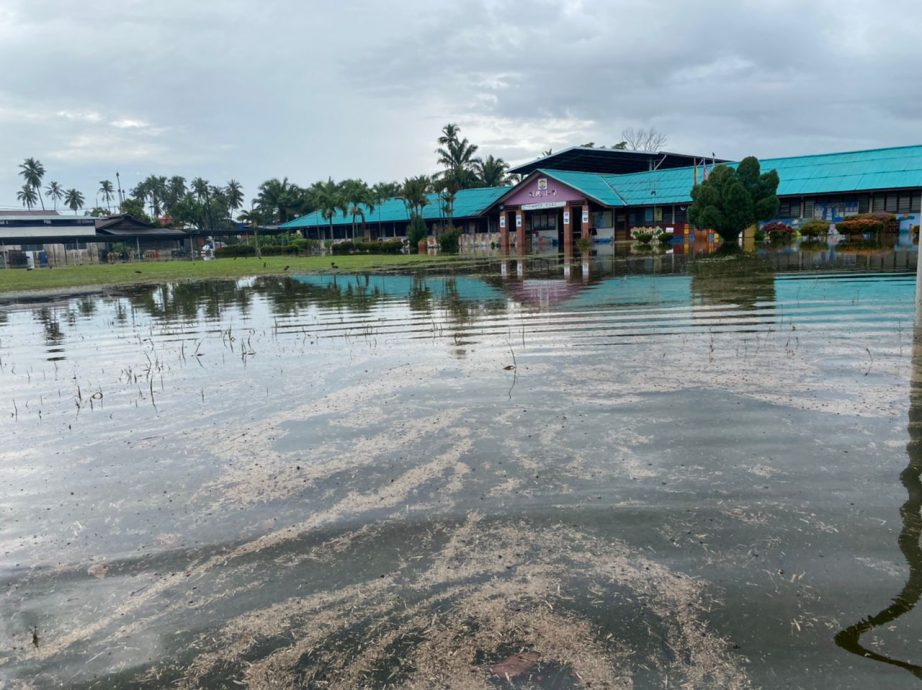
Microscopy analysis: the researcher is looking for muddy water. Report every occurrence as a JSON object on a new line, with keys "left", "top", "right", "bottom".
{"left": 0, "top": 251, "right": 920, "bottom": 688}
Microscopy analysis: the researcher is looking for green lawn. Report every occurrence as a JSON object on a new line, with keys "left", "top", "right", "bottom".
{"left": 0, "top": 254, "right": 464, "bottom": 295}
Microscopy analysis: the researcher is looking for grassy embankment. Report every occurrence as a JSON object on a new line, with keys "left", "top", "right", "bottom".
{"left": 0, "top": 254, "right": 462, "bottom": 295}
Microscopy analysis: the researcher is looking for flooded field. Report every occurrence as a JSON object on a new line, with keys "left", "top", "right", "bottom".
{"left": 1, "top": 248, "right": 921, "bottom": 688}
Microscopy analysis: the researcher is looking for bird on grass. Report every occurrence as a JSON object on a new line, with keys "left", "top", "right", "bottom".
{"left": 330, "top": 262, "right": 338, "bottom": 269}
{"left": 283, "top": 265, "right": 290, "bottom": 271}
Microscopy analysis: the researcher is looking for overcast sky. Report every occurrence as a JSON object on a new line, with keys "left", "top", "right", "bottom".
{"left": 1, "top": 0, "right": 921, "bottom": 210}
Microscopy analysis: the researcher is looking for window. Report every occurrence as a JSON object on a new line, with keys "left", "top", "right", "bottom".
{"left": 592, "top": 210, "right": 613, "bottom": 228}
{"left": 804, "top": 199, "right": 815, "bottom": 218}
{"left": 898, "top": 194, "right": 912, "bottom": 214}
{"left": 885, "top": 195, "right": 898, "bottom": 213}
{"left": 529, "top": 213, "right": 557, "bottom": 231}
{"left": 912, "top": 194, "right": 921, "bottom": 213}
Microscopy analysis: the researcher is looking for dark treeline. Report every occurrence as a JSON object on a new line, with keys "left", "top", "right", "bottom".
{"left": 11, "top": 123, "right": 513, "bottom": 239}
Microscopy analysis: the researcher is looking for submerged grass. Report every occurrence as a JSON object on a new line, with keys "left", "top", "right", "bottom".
{"left": 0, "top": 254, "right": 461, "bottom": 295}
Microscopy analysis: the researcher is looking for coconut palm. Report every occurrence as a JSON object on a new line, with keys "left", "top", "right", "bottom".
{"left": 436, "top": 124, "right": 479, "bottom": 191}
{"left": 44, "top": 181, "right": 64, "bottom": 211}
{"left": 255, "top": 177, "right": 299, "bottom": 224}
{"left": 238, "top": 206, "right": 267, "bottom": 258}
{"left": 342, "top": 179, "right": 375, "bottom": 241}
{"left": 19, "top": 158, "right": 46, "bottom": 210}
{"left": 312, "top": 178, "right": 348, "bottom": 244}
{"left": 474, "top": 155, "right": 510, "bottom": 187}
{"left": 64, "top": 188, "right": 85, "bottom": 215}
{"left": 191, "top": 177, "right": 210, "bottom": 203}
{"left": 371, "top": 181, "right": 401, "bottom": 237}
{"left": 398, "top": 175, "right": 431, "bottom": 219}
{"left": 98, "top": 180, "right": 114, "bottom": 212}
{"left": 225, "top": 179, "right": 244, "bottom": 219}
{"left": 164, "top": 176, "right": 187, "bottom": 216}
{"left": 17, "top": 184, "right": 38, "bottom": 210}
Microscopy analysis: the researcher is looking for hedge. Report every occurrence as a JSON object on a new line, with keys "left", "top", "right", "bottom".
{"left": 331, "top": 240, "right": 404, "bottom": 255}
{"left": 799, "top": 219, "right": 830, "bottom": 238}
{"left": 762, "top": 222, "right": 794, "bottom": 242}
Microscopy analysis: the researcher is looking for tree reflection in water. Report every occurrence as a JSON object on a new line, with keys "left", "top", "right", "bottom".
{"left": 834, "top": 334, "right": 922, "bottom": 678}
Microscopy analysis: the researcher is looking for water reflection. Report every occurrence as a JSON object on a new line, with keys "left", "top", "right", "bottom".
{"left": 691, "top": 255, "right": 776, "bottom": 309}
{"left": 834, "top": 334, "right": 922, "bottom": 678}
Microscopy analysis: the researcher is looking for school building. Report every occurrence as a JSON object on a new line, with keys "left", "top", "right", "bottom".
{"left": 280, "top": 145, "right": 922, "bottom": 249}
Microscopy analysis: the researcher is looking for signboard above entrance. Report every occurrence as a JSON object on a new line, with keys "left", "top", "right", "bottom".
{"left": 522, "top": 201, "right": 566, "bottom": 210}
{"left": 503, "top": 175, "right": 587, "bottom": 207}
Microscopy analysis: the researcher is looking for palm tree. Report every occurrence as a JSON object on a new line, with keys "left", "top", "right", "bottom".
{"left": 164, "top": 176, "right": 187, "bottom": 217}
{"left": 435, "top": 123, "right": 479, "bottom": 191}
{"left": 19, "top": 158, "right": 46, "bottom": 210}
{"left": 238, "top": 206, "right": 266, "bottom": 258}
{"left": 342, "top": 179, "right": 375, "bottom": 241}
{"left": 437, "top": 123, "right": 461, "bottom": 147}
{"left": 64, "top": 188, "right": 85, "bottom": 215}
{"left": 44, "top": 180, "right": 64, "bottom": 211}
{"left": 256, "top": 177, "right": 299, "bottom": 224}
{"left": 434, "top": 172, "right": 463, "bottom": 232}
{"left": 191, "top": 177, "right": 210, "bottom": 202}
{"left": 399, "top": 175, "right": 432, "bottom": 246}
{"left": 371, "top": 182, "right": 401, "bottom": 237}
{"left": 225, "top": 179, "right": 244, "bottom": 219}
{"left": 98, "top": 180, "right": 114, "bottom": 212}
{"left": 474, "top": 155, "right": 510, "bottom": 187}
{"left": 312, "top": 178, "right": 348, "bottom": 244}
{"left": 399, "top": 176, "right": 431, "bottom": 219}
{"left": 17, "top": 184, "right": 37, "bottom": 210}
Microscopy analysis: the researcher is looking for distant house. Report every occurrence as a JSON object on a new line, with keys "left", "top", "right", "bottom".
{"left": 0, "top": 211, "right": 187, "bottom": 266}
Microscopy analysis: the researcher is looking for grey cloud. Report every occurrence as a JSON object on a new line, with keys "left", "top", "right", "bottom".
{"left": 1, "top": 0, "right": 920, "bottom": 208}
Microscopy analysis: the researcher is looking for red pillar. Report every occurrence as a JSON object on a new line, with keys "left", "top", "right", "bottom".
{"left": 581, "top": 204, "right": 590, "bottom": 241}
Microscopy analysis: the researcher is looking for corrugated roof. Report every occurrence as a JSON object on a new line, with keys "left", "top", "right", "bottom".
{"left": 282, "top": 186, "right": 509, "bottom": 229}
{"left": 555, "top": 144, "right": 922, "bottom": 206}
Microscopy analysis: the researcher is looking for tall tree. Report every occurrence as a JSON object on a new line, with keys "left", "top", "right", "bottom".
{"left": 17, "top": 184, "right": 37, "bottom": 210}
{"left": 400, "top": 175, "right": 431, "bottom": 248}
{"left": 64, "top": 188, "right": 85, "bottom": 215}
{"left": 688, "top": 156, "right": 779, "bottom": 243}
{"left": 238, "top": 206, "right": 267, "bottom": 258}
{"left": 255, "top": 177, "right": 299, "bottom": 224}
{"left": 620, "top": 127, "right": 668, "bottom": 152}
{"left": 436, "top": 123, "right": 479, "bottom": 190}
{"left": 368, "top": 182, "right": 401, "bottom": 237}
{"left": 19, "top": 158, "right": 46, "bottom": 211}
{"left": 44, "top": 180, "right": 64, "bottom": 211}
{"left": 398, "top": 175, "right": 431, "bottom": 219}
{"left": 164, "top": 175, "right": 187, "bottom": 216}
{"left": 342, "top": 179, "right": 375, "bottom": 241}
{"left": 225, "top": 179, "right": 244, "bottom": 219}
{"left": 98, "top": 180, "right": 114, "bottom": 212}
{"left": 312, "top": 178, "right": 348, "bottom": 243}
{"left": 474, "top": 154, "right": 510, "bottom": 187}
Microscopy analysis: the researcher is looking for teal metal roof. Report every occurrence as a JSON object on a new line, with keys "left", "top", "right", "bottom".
{"left": 545, "top": 145, "right": 922, "bottom": 206}
{"left": 757, "top": 145, "right": 922, "bottom": 196}
{"left": 526, "top": 169, "right": 629, "bottom": 207}
{"left": 282, "top": 185, "right": 508, "bottom": 229}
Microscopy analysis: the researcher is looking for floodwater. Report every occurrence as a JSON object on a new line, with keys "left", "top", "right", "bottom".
{"left": 1, "top": 247, "right": 921, "bottom": 688}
